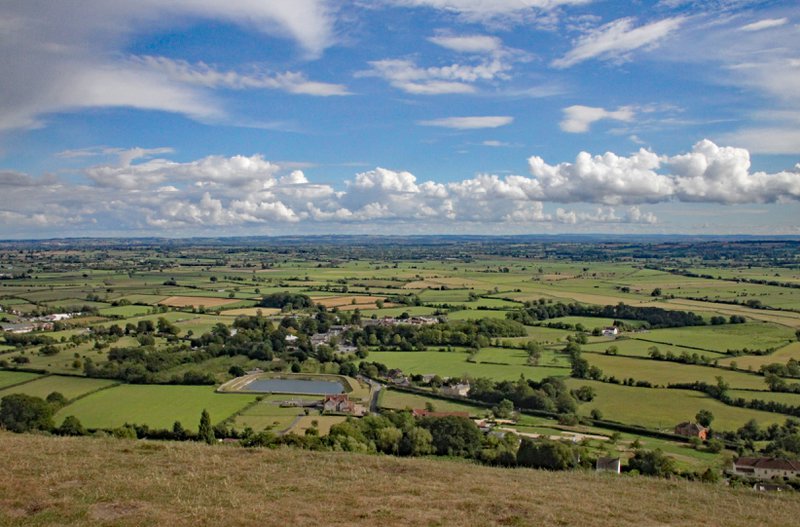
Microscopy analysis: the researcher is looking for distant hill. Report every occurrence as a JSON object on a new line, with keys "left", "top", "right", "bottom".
{"left": 0, "top": 432, "right": 797, "bottom": 526}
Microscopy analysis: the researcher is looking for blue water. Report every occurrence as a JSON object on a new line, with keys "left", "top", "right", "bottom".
{"left": 243, "top": 378, "right": 345, "bottom": 395}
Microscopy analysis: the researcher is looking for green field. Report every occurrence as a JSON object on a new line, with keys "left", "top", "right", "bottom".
{"left": 727, "top": 389, "right": 800, "bottom": 406}
{"left": 583, "top": 353, "right": 772, "bottom": 390}
{"left": 0, "top": 375, "right": 117, "bottom": 400}
{"left": 98, "top": 305, "right": 153, "bottom": 317}
{"left": 232, "top": 395, "right": 307, "bottom": 432}
{"left": 718, "top": 342, "right": 800, "bottom": 370}
{"left": 445, "top": 309, "right": 512, "bottom": 320}
{"left": 582, "top": 338, "right": 727, "bottom": 360}
{"left": 379, "top": 389, "right": 487, "bottom": 416}
{"left": 564, "top": 379, "right": 787, "bottom": 431}
{"left": 368, "top": 350, "right": 568, "bottom": 381}
{"left": 55, "top": 385, "right": 258, "bottom": 429}
{"left": 475, "top": 346, "right": 570, "bottom": 368}
{"left": 635, "top": 323, "right": 795, "bottom": 353}
{"left": 0, "top": 370, "right": 42, "bottom": 389}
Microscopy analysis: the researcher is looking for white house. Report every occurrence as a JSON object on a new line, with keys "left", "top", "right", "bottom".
{"left": 731, "top": 457, "right": 800, "bottom": 480}
{"left": 602, "top": 327, "right": 619, "bottom": 337}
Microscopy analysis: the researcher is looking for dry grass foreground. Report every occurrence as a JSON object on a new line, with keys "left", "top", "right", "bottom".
{"left": 1, "top": 432, "right": 798, "bottom": 527}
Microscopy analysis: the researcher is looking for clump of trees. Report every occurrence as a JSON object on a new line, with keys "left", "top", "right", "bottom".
{"left": 468, "top": 376, "right": 581, "bottom": 415}
{"left": 507, "top": 300, "right": 706, "bottom": 329}
{"left": 259, "top": 292, "right": 314, "bottom": 310}
{"left": 0, "top": 393, "right": 55, "bottom": 433}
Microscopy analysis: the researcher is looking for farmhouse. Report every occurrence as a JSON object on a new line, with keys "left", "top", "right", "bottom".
{"left": 674, "top": 422, "right": 708, "bottom": 440}
{"left": 0, "top": 322, "right": 36, "bottom": 334}
{"left": 731, "top": 457, "right": 800, "bottom": 480}
{"left": 596, "top": 457, "right": 621, "bottom": 474}
{"left": 440, "top": 382, "right": 470, "bottom": 397}
{"left": 322, "top": 394, "right": 366, "bottom": 416}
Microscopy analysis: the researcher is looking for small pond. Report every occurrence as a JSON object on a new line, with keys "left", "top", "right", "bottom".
{"left": 243, "top": 378, "right": 345, "bottom": 395}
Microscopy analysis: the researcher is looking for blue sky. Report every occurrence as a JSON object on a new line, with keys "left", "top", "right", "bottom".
{"left": 1, "top": 0, "right": 799, "bottom": 238}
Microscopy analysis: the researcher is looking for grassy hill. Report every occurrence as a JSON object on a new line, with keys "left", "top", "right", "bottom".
{"left": 1, "top": 433, "right": 798, "bottom": 527}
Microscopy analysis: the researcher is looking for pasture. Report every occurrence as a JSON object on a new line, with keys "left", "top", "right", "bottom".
{"left": 0, "top": 370, "right": 41, "bottom": 389}
{"left": 367, "top": 350, "right": 568, "bottom": 381}
{"left": 564, "top": 379, "right": 787, "bottom": 431}
{"left": 379, "top": 389, "right": 487, "bottom": 416}
{"left": 55, "top": 385, "right": 258, "bottom": 429}
{"left": 583, "top": 353, "right": 771, "bottom": 390}
{"left": 633, "top": 323, "right": 795, "bottom": 353}
{"left": 0, "top": 375, "right": 117, "bottom": 401}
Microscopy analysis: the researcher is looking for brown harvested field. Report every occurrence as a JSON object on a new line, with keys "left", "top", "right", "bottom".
{"left": 1, "top": 432, "right": 799, "bottom": 527}
{"left": 159, "top": 296, "right": 240, "bottom": 308}
{"left": 313, "top": 295, "right": 391, "bottom": 309}
{"left": 219, "top": 307, "right": 281, "bottom": 317}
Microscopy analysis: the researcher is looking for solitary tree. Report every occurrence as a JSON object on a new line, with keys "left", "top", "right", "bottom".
{"left": 57, "top": 415, "right": 87, "bottom": 436}
{"left": 198, "top": 409, "right": 215, "bottom": 444}
{"left": 695, "top": 409, "right": 714, "bottom": 428}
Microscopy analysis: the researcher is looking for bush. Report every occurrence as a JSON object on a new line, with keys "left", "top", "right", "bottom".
{"left": 0, "top": 394, "right": 54, "bottom": 433}
{"left": 627, "top": 449, "right": 676, "bottom": 477}
{"left": 517, "top": 438, "right": 578, "bottom": 470}
{"left": 57, "top": 415, "right": 87, "bottom": 436}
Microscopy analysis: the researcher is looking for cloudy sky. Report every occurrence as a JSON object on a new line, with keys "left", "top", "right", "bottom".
{"left": 1, "top": 0, "right": 799, "bottom": 238}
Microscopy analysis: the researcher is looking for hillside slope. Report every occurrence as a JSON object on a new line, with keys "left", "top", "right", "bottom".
{"left": 0, "top": 432, "right": 797, "bottom": 527}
